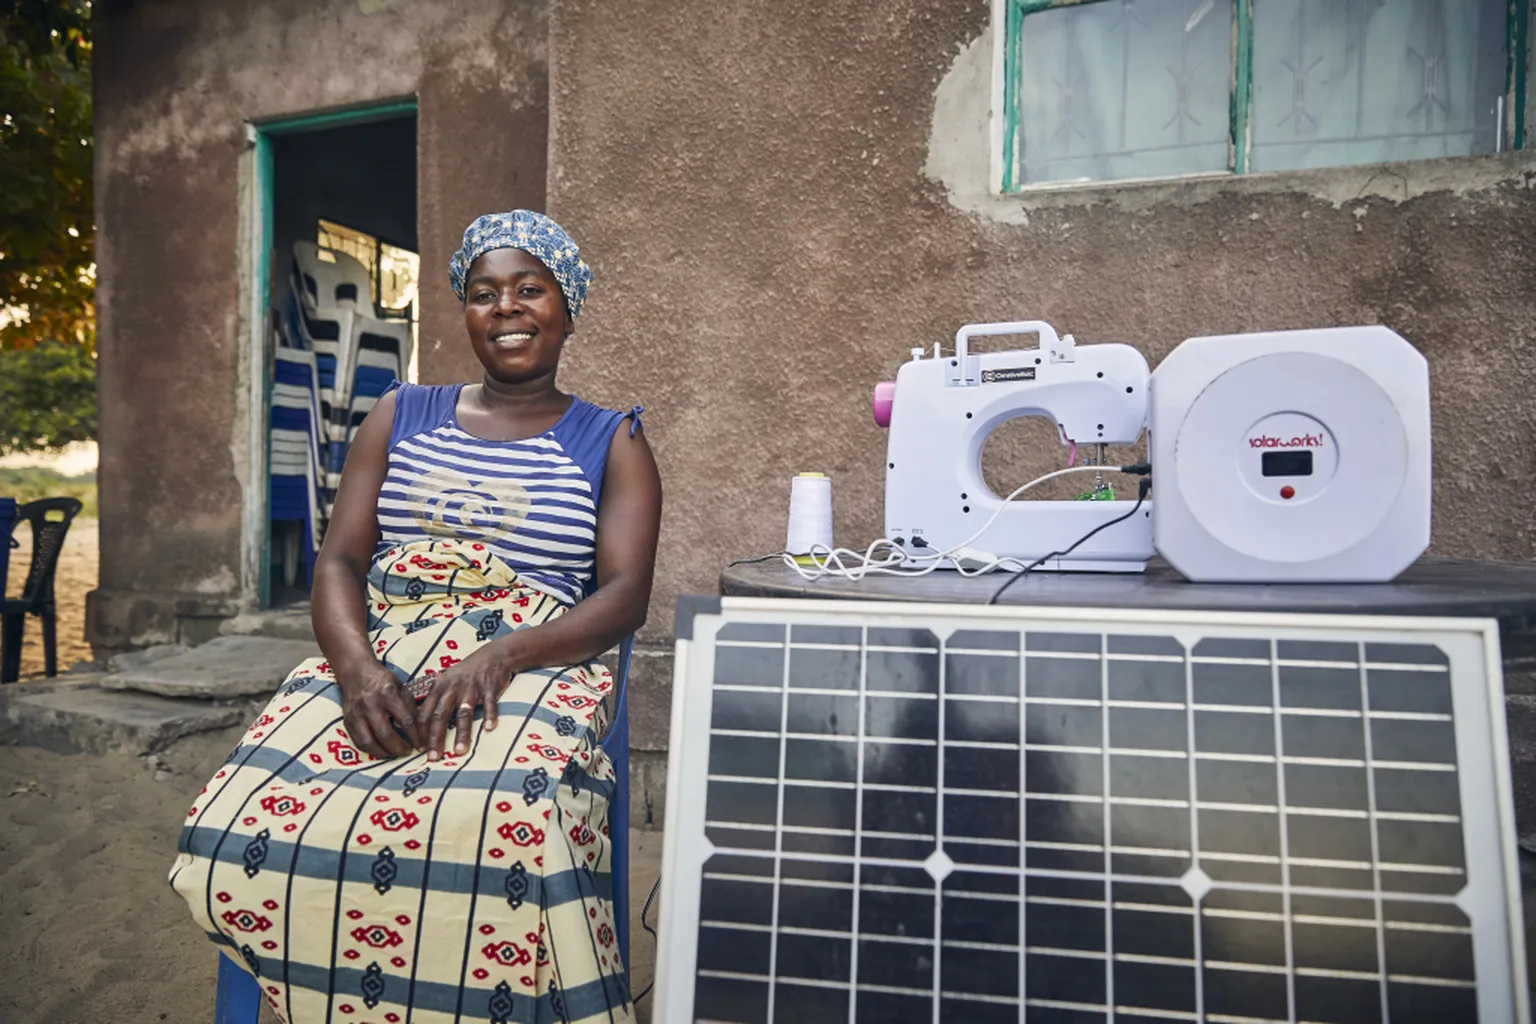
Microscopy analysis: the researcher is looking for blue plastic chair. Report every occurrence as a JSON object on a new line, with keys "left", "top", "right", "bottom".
{"left": 608, "top": 635, "right": 634, "bottom": 982}
{"left": 213, "top": 636, "right": 636, "bottom": 1021}
{"left": 342, "top": 321, "right": 412, "bottom": 446}
{"left": 0, "top": 497, "right": 17, "bottom": 599}
{"left": 269, "top": 348, "right": 325, "bottom": 590}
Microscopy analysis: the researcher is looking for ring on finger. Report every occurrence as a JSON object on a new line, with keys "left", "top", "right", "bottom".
{"left": 458, "top": 702, "right": 475, "bottom": 713}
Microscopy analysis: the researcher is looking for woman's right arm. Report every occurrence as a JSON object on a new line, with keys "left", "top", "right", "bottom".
{"left": 310, "top": 390, "right": 422, "bottom": 759}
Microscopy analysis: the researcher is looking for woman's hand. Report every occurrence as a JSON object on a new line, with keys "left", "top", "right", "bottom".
{"left": 337, "top": 660, "right": 423, "bottom": 760}
{"left": 416, "top": 642, "right": 517, "bottom": 761}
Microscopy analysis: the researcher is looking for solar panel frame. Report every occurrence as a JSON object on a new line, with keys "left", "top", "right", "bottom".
{"left": 655, "top": 598, "right": 1528, "bottom": 1024}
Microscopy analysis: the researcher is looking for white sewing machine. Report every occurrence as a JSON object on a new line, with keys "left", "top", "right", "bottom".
{"left": 874, "top": 320, "right": 1155, "bottom": 572}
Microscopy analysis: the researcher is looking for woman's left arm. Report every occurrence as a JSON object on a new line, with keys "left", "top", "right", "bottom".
{"left": 419, "top": 421, "right": 663, "bottom": 759}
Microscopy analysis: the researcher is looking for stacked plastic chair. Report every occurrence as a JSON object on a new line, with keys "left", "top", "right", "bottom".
{"left": 268, "top": 343, "right": 325, "bottom": 589}
{"left": 344, "top": 319, "right": 412, "bottom": 446}
{"left": 283, "top": 242, "right": 374, "bottom": 515}
{"left": 275, "top": 239, "right": 414, "bottom": 571}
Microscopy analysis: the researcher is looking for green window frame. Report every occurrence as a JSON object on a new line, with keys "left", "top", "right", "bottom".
{"left": 1001, "top": 0, "right": 1529, "bottom": 191}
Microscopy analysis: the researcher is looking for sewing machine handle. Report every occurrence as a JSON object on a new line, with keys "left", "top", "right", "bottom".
{"left": 953, "top": 320, "right": 1062, "bottom": 359}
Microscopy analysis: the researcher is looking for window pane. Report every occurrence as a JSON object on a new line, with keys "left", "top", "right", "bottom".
{"left": 1014, "top": 0, "right": 1234, "bottom": 185}
{"left": 317, "top": 219, "right": 379, "bottom": 306}
{"left": 378, "top": 243, "right": 421, "bottom": 383}
{"left": 1250, "top": 0, "right": 1508, "bottom": 173}
{"left": 378, "top": 243, "right": 420, "bottom": 316}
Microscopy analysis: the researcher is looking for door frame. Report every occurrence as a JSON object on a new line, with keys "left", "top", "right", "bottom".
{"left": 238, "top": 97, "right": 418, "bottom": 609}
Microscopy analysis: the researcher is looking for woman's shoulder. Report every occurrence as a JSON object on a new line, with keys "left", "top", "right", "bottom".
{"left": 562, "top": 392, "right": 621, "bottom": 416}
{"left": 389, "top": 380, "right": 464, "bottom": 401}
{"left": 557, "top": 394, "right": 644, "bottom": 441}
{"left": 385, "top": 380, "right": 465, "bottom": 450}
{"left": 552, "top": 395, "right": 644, "bottom": 495}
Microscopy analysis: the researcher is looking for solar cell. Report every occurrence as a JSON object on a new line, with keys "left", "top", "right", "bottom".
{"left": 656, "top": 600, "right": 1526, "bottom": 1023}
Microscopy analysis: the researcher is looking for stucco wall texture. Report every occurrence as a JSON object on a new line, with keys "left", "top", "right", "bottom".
{"left": 89, "top": 0, "right": 547, "bottom": 647}
{"left": 539, "top": 0, "right": 1536, "bottom": 797}
{"left": 90, "top": 0, "right": 1536, "bottom": 786}
{"left": 545, "top": 0, "right": 1536, "bottom": 656}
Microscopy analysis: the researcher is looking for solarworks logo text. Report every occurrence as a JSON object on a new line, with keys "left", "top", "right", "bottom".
{"left": 1248, "top": 433, "right": 1325, "bottom": 449}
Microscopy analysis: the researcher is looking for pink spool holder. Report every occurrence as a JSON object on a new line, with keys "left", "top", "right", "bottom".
{"left": 871, "top": 381, "right": 896, "bottom": 428}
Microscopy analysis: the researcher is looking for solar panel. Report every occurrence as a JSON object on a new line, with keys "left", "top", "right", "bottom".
{"left": 655, "top": 598, "right": 1527, "bottom": 1024}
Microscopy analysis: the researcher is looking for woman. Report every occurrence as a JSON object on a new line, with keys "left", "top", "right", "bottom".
{"left": 170, "top": 210, "right": 662, "bottom": 1024}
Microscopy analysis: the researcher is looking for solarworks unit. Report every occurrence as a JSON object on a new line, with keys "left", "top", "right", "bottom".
{"left": 1149, "top": 325, "right": 1431, "bottom": 583}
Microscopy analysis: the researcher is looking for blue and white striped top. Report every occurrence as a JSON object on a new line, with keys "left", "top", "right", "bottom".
{"left": 376, "top": 382, "right": 640, "bottom": 605}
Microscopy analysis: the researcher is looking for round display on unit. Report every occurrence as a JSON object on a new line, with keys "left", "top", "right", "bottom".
{"left": 1173, "top": 352, "right": 1408, "bottom": 567}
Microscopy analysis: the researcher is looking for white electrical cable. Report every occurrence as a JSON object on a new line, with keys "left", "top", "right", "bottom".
{"left": 782, "top": 464, "right": 1125, "bottom": 581}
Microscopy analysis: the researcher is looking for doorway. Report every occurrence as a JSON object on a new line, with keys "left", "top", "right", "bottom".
{"left": 250, "top": 102, "right": 418, "bottom": 608}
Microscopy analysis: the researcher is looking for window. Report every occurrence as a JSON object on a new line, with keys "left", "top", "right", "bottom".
{"left": 316, "top": 219, "right": 420, "bottom": 315}
{"left": 316, "top": 219, "right": 379, "bottom": 298}
{"left": 1001, "top": 0, "right": 1527, "bottom": 189}
{"left": 376, "top": 243, "right": 420, "bottom": 318}
{"left": 316, "top": 219, "right": 421, "bottom": 379}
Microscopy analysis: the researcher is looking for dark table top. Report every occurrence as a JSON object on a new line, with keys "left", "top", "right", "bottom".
{"left": 719, "top": 557, "right": 1536, "bottom": 667}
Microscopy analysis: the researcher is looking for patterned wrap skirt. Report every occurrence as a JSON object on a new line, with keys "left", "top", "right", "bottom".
{"left": 169, "top": 540, "right": 633, "bottom": 1024}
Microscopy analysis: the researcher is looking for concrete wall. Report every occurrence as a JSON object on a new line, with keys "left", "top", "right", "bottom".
{"left": 88, "top": 0, "right": 548, "bottom": 649}
{"left": 546, "top": 0, "right": 1536, "bottom": 814}
{"left": 90, "top": 0, "right": 1536, "bottom": 827}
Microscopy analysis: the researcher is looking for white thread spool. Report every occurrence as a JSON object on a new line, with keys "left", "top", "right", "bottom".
{"left": 786, "top": 472, "right": 834, "bottom": 556}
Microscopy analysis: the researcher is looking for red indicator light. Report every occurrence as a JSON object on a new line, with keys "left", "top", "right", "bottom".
{"left": 1280, "top": 486, "right": 1295, "bottom": 499}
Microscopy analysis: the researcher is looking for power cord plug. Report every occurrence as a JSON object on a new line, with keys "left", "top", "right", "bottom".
{"left": 631, "top": 873, "right": 662, "bottom": 1004}
{"left": 987, "top": 474, "right": 1152, "bottom": 605}
{"left": 952, "top": 547, "right": 1003, "bottom": 573}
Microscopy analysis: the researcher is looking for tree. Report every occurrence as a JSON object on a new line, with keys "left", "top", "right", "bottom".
{"left": 0, "top": 0, "right": 94, "bottom": 454}
{"left": 0, "top": 340, "right": 95, "bottom": 450}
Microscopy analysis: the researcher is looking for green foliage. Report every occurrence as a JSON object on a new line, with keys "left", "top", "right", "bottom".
{"left": 1, "top": 0, "right": 93, "bottom": 319}
{"left": 0, "top": 466, "right": 96, "bottom": 518}
{"left": 0, "top": 340, "right": 96, "bottom": 453}
{"left": 0, "top": 1, "right": 96, "bottom": 448}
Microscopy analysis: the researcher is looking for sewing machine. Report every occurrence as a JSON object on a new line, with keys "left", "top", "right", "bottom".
{"left": 873, "top": 320, "right": 1155, "bottom": 572}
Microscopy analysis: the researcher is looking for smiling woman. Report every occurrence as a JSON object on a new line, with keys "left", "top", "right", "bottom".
{"left": 461, "top": 247, "right": 579, "bottom": 418}
{"left": 169, "top": 210, "right": 662, "bottom": 1024}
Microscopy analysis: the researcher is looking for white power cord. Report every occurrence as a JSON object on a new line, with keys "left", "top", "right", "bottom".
{"left": 782, "top": 464, "right": 1127, "bottom": 581}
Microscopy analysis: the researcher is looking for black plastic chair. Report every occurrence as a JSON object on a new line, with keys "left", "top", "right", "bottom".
{"left": 1, "top": 497, "right": 83, "bottom": 683}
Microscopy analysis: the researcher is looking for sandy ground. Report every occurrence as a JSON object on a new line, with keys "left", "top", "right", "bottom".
{"left": 0, "top": 726, "right": 663, "bottom": 1024}
{"left": 5, "top": 517, "right": 98, "bottom": 678}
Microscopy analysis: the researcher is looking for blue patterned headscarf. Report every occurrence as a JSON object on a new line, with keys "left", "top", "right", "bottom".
{"left": 448, "top": 210, "right": 592, "bottom": 318}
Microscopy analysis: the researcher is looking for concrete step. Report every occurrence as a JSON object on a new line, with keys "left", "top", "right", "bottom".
{"left": 100, "top": 634, "right": 320, "bottom": 699}
{"left": 107, "top": 643, "right": 190, "bottom": 674}
{"left": 220, "top": 603, "right": 316, "bottom": 642}
{"left": 0, "top": 679, "right": 255, "bottom": 755}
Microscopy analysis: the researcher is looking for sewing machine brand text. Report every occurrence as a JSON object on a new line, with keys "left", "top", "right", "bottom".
{"left": 1248, "top": 433, "right": 1325, "bottom": 449}
{"left": 981, "top": 366, "right": 1036, "bottom": 384}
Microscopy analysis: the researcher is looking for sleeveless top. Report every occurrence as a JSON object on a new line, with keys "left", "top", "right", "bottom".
{"left": 376, "top": 381, "right": 641, "bottom": 605}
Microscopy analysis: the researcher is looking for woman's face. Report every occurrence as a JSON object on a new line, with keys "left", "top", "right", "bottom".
{"left": 463, "top": 247, "right": 572, "bottom": 382}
